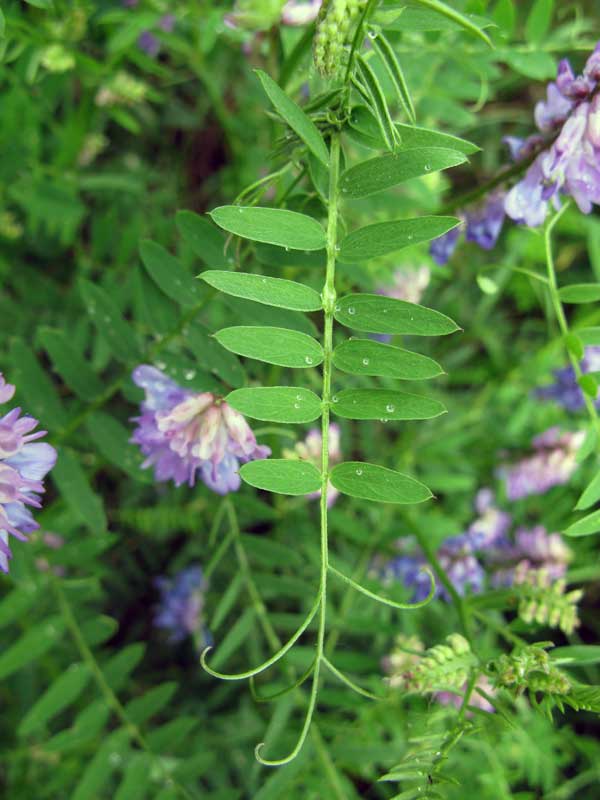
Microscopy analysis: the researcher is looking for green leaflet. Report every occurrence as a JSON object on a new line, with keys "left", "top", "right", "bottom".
{"left": 175, "top": 210, "right": 231, "bottom": 268}
{"left": 564, "top": 509, "right": 600, "bottom": 537}
{"left": 330, "top": 462, "right": 432, "bottom": 504}
{"left": 0, "top": 617, "right": 65, "bottom": 680}
{"left": 383, "top": 0, "right": 493, "bottom": 45}
{"left": 215, "top": 326, "right": 324, "bottom": 368}
{"left": 40, "top": 327, "right": 104, "bottom": 401}
{"left": 139, "top": 239, "right": 204, "bottom": 307}
{"left": 525, "top": 0, "right": 554, "bottom": 44}
{"left": 370, "top": 32, "right": 416, "bottom": 124}
{"left": 577, "top": 327, "right": 600, "bottom": 346}
{"left": 200, "top": 270, "right": 322, "bottom": 311}
{"left": 330, "top": 389, "right": 446, "bottom": 420}
{"left": 558, "top": 284, "right": 600, "bottom": 304}
{"left": 186, "top": 324, "right": 246, "bottom": 387}
{"left": 333, "top": 338, "right": 443, "bottom": 380}
{"left": 226, "top": 386, "right": 322, "bottom": 423}
{"left": 334, "top": 294, "right": 459, "bottom": 336}
{"left": 240, "top": 459, "right": 322, "bottom": 495}
{"left": 255, "top": 70, "right": 329, "bottom": 167}
{"left": 576, "top": 471, "right": 600, "bottom": 511}
{"left": 80, "top": 280, "right": 141, "bottom": 364}
{"left": 339, "top": 148, "right": 466, "bottom": 199}
{"left": 210, "top": 206, "right": 327, "bottom": 251}
{"left": 10, "top": 340, "right": 68, "bottom": 431}
{"left": 18, "top": 664, "right": 91, "bottom": 736}
{"left": 339, "top": 216, "right": 460, "bottom": 261}
{"left": 552, "top": 645, "right": 600, "bottom": 666}
{"left": 52, "top": 449, "right": 107, "bottom": 534}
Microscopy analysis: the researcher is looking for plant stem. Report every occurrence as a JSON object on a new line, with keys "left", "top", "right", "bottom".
{"left": 544, "top": 204, "right": 600, "bottom": 439}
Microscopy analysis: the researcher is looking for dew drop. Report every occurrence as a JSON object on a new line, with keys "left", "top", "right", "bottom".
{"left": 334, "top": 304, "right": 341, "bottom": 313}
{"left": 380, "top": 418, "right": 388, "bottom": 423}
{"left": 347, "top": 306, "right": 356, "bottom": 316}
{"left": 294, "top": 402, "right": 301, "bottom": 409}
{"left": 185, "top": 370, "right": 196, "bottom": 380}
{"left": 407, "top": 234, "right": 413, "bottom": 241}
{"left": 332, "top": 395, "right": 339, "bottom": 403}
{"left": 362, "top": 358, "right": 370, "bottom": 366}
{"left": 305, "top": 356, "right": 314, "bottom": 365}
{"left": 355, "top": 468, "right": 363, "bottom": 476}
{"left": 262, "top": 278, "right": 267, "bottom": 283}
{"left": 155, "top": 360, "right": 166, "bottom": 370}
{"left": 296, "top": 394, "right": 303, "bottom": 401}
{"left": 285, "top": 246, "right": 290, "bottom": 252}
{"left": 385, "top": 403, "right": 395, "bottom": 413}
{"left": 109, "top": 753, "right": 122, "bottom": 767}
{"left": 424, "top": 164, "right": 431, "bottom": 172}
{"left": 238, "top": 207, "right": 243, "bottom": 213}
{"left": 334, "top": 245, "right": 341, "bottom": 252}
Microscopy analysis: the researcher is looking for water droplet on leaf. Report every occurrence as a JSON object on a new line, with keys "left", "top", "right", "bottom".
{"left": 347, "top": 306, "right": 356, "bottom": 316}
{"left": 385, "top": 403, "right": 395, "bottom": 413}
{"left": 362, "top": 358, "right": 370, "bottom": 366}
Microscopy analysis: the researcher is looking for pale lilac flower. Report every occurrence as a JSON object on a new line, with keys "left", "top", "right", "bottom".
{"left": 503, "top": 133, "right": 544, "bottom": 162}
{"left": 158, "top": 13, "right": 175, "bottom": 32}
{"left": 488, "top": 524, "right": 572, "bottom": 587}
{"left": 429, "top": 224, "right": 462, "bottom": 265}
{"left": 378, "top": 266, "right": 430, "bottom": 304}
{"left": 283, "top": 423, "right": 340, "bottom": 506}
{"left": 464, "top": 191, "right": 506, "bottom": 250}
{"left": 131, "top": 365, "right": 270, "bottom": 494}
{"left": 536, "top": 346, "right": 600, "bottom": 411}
{"left": 499, "top": 427, "right": 584, "bottom": 501}
{"left": 0, "top": 374, "right": 57, "bottom": 573}
{"left": 467, "top": 488, "right": 512, "bottom": 549}
{"left": 138, "top": 31, "right": 161, "bottom": 57}
{"left": 154, "top": 566, "right": 210, "bottom": 647}
{"left": 281, "top": 0, "right": 321, "bottom": 25}
{"left": 505, "top": 44, "right": 600, "bottom": 226}
{"left": 436, "top": 674, "right": 495, "bottom": 714}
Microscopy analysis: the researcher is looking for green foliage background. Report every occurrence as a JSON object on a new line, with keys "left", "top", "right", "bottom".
{"left": 1, "top": 0, "right": 600, "bottom": 797}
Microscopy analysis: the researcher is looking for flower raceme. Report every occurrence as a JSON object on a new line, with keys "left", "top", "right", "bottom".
{"left": 131, "top": 365, "right": 270, "bottom": 495}
{"left": 0, "top": 373, "right": 57, "bottom": 574}
{"left": 154, "top": 565, "right": 211, "bottom": 648}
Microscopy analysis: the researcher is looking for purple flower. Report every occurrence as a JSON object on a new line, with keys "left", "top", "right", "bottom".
{"left": 158, "top": 14, "right": 175, "bottom": 32}
{"left": 505, "top": 44, "right": 600, "bottom": 226}
{"left": 138, "top": 31, "right": 161, "bottom": 57}
{"left": 283, "top": 424, "right": 341, "bottom": 507}
{"left": 467, "top": 489, "right": 512, "bottom": 549}
{"left": 436, "top": 675, "right": 496, "bottom": 715}
{"left": 489, "top": 525, "right": 572, "bottom": 587}
{"left": 429, "top": 224, "right": 463, "bottom": 265}
{"left": 503, "top": 134, "right": 544, "bottom": 162}
{"left": 130, "top": 365, "right": 270, "bottom": 494}
{"left": 536, "top": 346, "right": 600, "bottom": 411}
{"left": 464, "top": 191, "right": 506, "bottom": 250}
{"left": 154, "top": 566, "right": 210, "bottom": 647}
{"left": 0, "top": 374, "right": 57, "bottom": 573}
{"left": 382, "top": 551, "right": 434, "bottom": 602}
{"left": 499, "top": 427, "right": 584, "bottom": 501}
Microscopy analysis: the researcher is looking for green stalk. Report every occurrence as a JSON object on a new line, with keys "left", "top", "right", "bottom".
{"left": 544, "top": 204, "right": 600, "bottom": 440}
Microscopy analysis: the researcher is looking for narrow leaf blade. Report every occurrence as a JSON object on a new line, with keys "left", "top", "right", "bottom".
{"left": 339, "top": 217, "right": 460, "bottom": 261}
{"left": 333, "top": 338, "right": 443, "bottom": 379}
{"left": 240, "top": 459, "right": 321, "bottom": 495}
{"left": 200, "top": 270, "right": 322, "bottom": 311}
{"left": 226, "top": 387, "right": 322, "bottom": 423}
{"left": 334, "top": 293, "right": 459, "bottom": 336}
{"left": 331, "top": 389, "right": 446, "bottom": 420}
{"left": 210, "top": 206, "right": 326, "bottom": 251}
{"left": 331, "top": 462, "right": 432, "bottom": 504}
{"left": 255, "top": 69, "right": 329, "bottom": 166}
{"left": 140, "top": 239, "right": 204, "bottom": 307}
{"left": 215, "top": 326, "right": 323, "bottom": 368}
{"left": 564, "top": 509, "right": 600, "bottom": 538}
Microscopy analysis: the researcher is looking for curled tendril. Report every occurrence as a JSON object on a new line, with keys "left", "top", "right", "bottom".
{"left": 321, "top": 654, "right": 383, "bottom": 700}
{"left": 200, "top": 588, "right": 322, "bottom": 681}
{"left": 328, "top": 564, "right": 436, "bottom": 610}
{"left": 254, "top": 662, "right": 322, "bottom": 767}
{"left": 250, "top": 657, "right": 317, "bottom": 703}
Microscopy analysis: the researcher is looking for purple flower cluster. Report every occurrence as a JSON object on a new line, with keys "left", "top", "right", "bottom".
{"left": 381, "top": 488, "right": 571, "bottom": 602}
{"left": 505, "top": 44, "right": 600, "bottom": 226}
{"left": 499, "top": 426, "right": 584, "bottom": 501}
{"left": 131, "top": 365, "right": 270, "bottom": 495}
{"left": 429, "top": 191, "right": 506, "bottom": 265}
{"left": 0, "top": 374, "right": 57, "bottom": 574}
{"left": 154, "top": 565, "right": 210, "bottom": 647}
{"left": 536, "top": 346, "right": 600, "bottom": 411}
